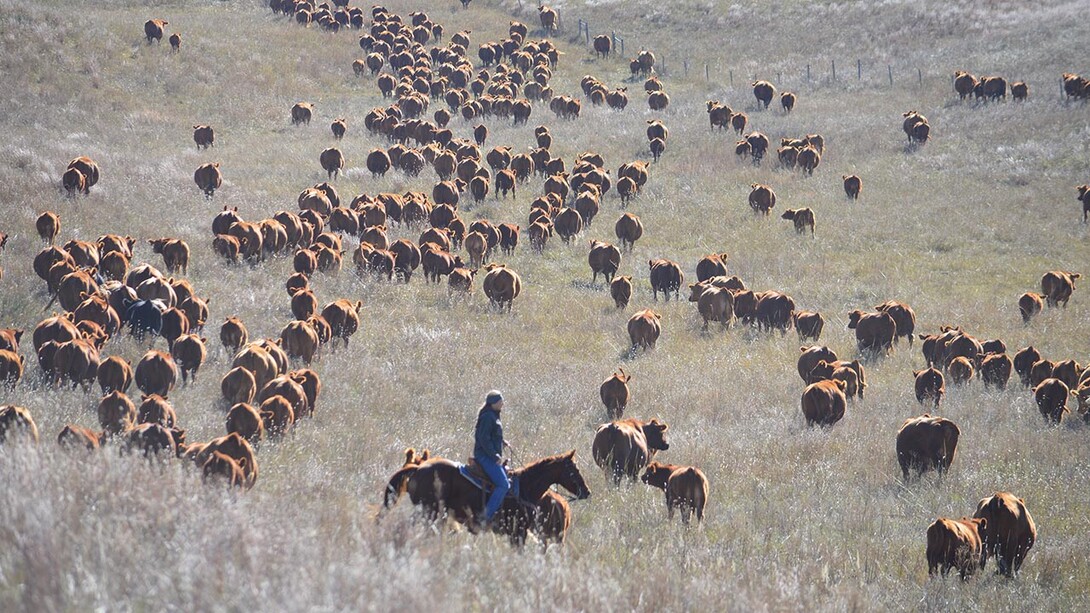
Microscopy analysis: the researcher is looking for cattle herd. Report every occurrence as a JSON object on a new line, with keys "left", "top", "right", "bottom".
{"left": 0, "top": 0, "right": 1087, "bottom": 581}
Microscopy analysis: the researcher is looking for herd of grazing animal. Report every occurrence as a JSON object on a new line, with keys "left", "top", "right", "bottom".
{"left": 0, "top": 0, "right": 1083, "bottom": 574}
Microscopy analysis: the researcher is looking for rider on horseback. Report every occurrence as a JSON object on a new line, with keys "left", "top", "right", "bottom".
{"left": 474, "top": 390, "right": 511, "bottom": 527}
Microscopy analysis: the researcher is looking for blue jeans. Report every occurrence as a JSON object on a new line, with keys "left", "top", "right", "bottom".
{"left": 476, "top": 455, "right": 510, "bottom": 521}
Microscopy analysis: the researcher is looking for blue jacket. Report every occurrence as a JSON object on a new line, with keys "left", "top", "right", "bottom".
{"left": 474, "top": 407, "right": 504, "bottom": 461}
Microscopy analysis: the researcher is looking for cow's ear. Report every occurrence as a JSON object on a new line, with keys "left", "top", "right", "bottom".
{"left": 565, "top": 449, "right": 575, "bottom": 459}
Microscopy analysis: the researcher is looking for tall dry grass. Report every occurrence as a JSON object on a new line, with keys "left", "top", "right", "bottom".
{"left": 0, "top": 0, "right": 1089, "bottom": 610}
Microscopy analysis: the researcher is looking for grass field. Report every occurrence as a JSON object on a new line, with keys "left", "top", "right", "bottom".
{"left": 1, "top": 0, "right": 1089, "bottom": 610}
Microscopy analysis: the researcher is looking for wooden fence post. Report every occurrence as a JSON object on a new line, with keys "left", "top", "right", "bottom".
{"left": 888, "top": 65, "right": 893, "bottom": 87}
{"left": 831, "top": 60, "right": 836, "bottom": 81}
{"left": 857, "top": 59, "right": 861, "bottom": 80}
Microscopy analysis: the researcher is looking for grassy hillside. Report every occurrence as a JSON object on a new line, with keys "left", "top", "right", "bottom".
{"left": 0, "top": 0, "right": 1088, "bottom": 610}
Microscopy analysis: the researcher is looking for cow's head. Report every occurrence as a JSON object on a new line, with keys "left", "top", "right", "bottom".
{"left": 640, "top": 462, "right": 673, "bottom": 490}
{"left": 643, "top": 419, "right": 669, "bottom": 451}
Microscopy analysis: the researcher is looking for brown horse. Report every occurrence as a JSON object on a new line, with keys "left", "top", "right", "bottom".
{"left": 406, "top": 450, "right": 591, "bottom": 544}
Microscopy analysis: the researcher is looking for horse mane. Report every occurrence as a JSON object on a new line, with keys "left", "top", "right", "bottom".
{"left": 510, "top": 452, "right": 570, "bottom": 478}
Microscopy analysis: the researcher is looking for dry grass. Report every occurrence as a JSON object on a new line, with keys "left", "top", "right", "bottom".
{"left": 0, "top": 0, "right": 1089, "bottom": 610}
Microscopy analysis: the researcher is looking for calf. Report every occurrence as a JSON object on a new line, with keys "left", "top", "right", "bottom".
{"left": 641, "top": 462, "right": 709, "bottom": 523}
{"left": 927, "top": 517, "right": 987, "bottom": 579}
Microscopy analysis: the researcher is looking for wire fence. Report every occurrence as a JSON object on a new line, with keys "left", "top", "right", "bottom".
{"left": 507, "top": 3, "right": 1069, "bottom": 94}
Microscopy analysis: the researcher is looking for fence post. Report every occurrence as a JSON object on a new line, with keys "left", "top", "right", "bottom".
{"left": 888, "top": 65, "right": 893, "bottom": 87}
{"left": 705, "top": 63, "right": 709, "bottom": 81}
{"left": 807, "top": 64, "right": 811, "bottom": 82}
{"left": 729, "top": 70, "right": 733, "bottom": 86}
{"left": 917, "top": 68, "right": 922, "bottom": 85}
{"left": 585, "top": 26, "right": 590, "bottom": 45}
{"left": 684, "top": 60, "right": 689, "bottom": 77}
{"left": 777, "top": 71, "right": 782, "bottom": 85}
{"left": 857, "top": 59, "right": 861, "bottom": 80}
{"left": 831, "top": 59, "right": 836, "bottom": 81}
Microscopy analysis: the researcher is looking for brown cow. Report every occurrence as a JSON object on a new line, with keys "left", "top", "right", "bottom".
{"left": 688, "top": 283, "right": 734, "bottom": 330}
{"left": 798, "top": 346, "right": 838, "bottom": 382}
{"left": 221, "top": 366, "right": 256, "bottom": 406}
{"left": 280, "top": 320, "right": 319, "bottom": 364}
{"left": 0, "top": 405, "right": 39, "bottom": 444}
{"left": 896, "top": 414, "right": 960, "bottom": 481}
{"left": 848, "top": 310, "right": 896, "bottom": 355}
{"left": 137, "top": 394, "right": 176, "bottom": 428}
{"left": 194, "top": 162, "right": 222, "bottom": 198}
{"left": 98, "top": 390, "right": 136, "bottom": 435}
{"left": 752, "top": 80, "right": 776, "bottom": 108}
{"left": 792, "top": 311, "right": 824, "bottom": 342}
{"left": 780, "top": 91, "right": 796, "bottom": 113}
{"left": 614, "top": 213, "right": 643, "bottom": 251}
{"left": 134, "top": 350, "right": 178, "bottom": 397}
{"left": 320, "top": 148, "right": 344, "bottom": 180}
{"left": 96, "top": 355, "right": 132, "bottom": 394}
{"left": 220, "top": 316, "right": 248, "bottom": 353}
{"left": 707, "top": 101, "right": 731, "bottom": 129}
{"left": 599, "top": 369, "right": 631, "bottom": 420}
{"left": 980, "top": 353, "right": 1013, "bottom": 389}
{"left": 447, "top": 267, "right": 475, "bottom": 296}
{"left": 171, "top": 334, "right": 206, "bottom": 383}
{"left": 196, "top": 433, "right": 258, "bottom": 488}
{"left": 57, "top": 424, "right": 100, "bottom": 450}
{"left": 641, "top": 462, "right": 709, "bottom": 523}
{"left": 36, "top": 211, "right": 60, "bottom": 243}
{"left": 1011, "top": 81, "right": 1028, "bottom": 101}
{"left": 260, "top": 396, "right": 295, "bottom": 435}
{"left": 611, "top": 276, "right": 633, "bottom": 309}
{"left": 627, "top": 309, "right": 661, "bottom": 351}
{"left": 148, "top": 238, "right": 189, "bottom": 274}
{"left": 874, "top": 301, "right": 916, "bottom": 345}
{"left": 1040, "top": 270, "right": 1080, "bottom": 308}
{"left": 1013, "top": 346, "right": 1042, "bottom": 387}
{"left": 588, "top": 240, "right": 621, "bottom": 284}
{"left": 843, "top": 175, "right": 862, "bottom": 200}
{"left": 973, "top": 492, "right": 1036, "bottom": 576}
{"left": 805, "top": 359, "right": 866, "bottom": 399}
{"left": 592, "top": 418, "right": 670, "bottom": 484}
{"left": 331, "top": 118, "right": 346, "bottom": 140}
{"left": 193, "top": 125, "right": 214, "bottom": 149}
{"left": 694, "top": 253, "right": 728, "bottom": 282}
{"left": 927, "top": 517, "right": 987, "bottom": 579}
{"left": 144, "top": 19, "right": 168, "bottom": 43}
{"left": 65, "top": 156, "right": 99, "bottom": 194}
{"left": 1034, "top": 378, "right": 1069, "bottom": 423}
{"left": 914, "top": 367, "right": 945, "bottom": 407}
{"left": 482, "top": 264, "right": 522, "bottom": 311}
{"left": 954, "top": 71, "right": 978, "bottom": 100}
{"left": 648, "top": 259, "right": 683, "bottom": 301}
{"left": 1015, "top": 292, "right": 1042, "bottom": 325}
{"left": 748, "top": 183, "right": 776, "bottom": 215}
{"left": 800, "top": 379, "right": 847, "bottom": 427}
{"left": 781, "top": 208, "right": 815, "bottom": 235}
{"left": 53, "top": 338, "right": 101, "bottom": 390}
{"left": 384, "top": 448, "right": 431, "bottom": 508}
{"left": 1051, "top": 359, "right": 1083, "bottom": 389}
{"left": 226, "top": 402, "right": 265, "bottom": 444}
{"left": 320, "top": 299, "right": 362, "bottom": 347}
{"left": 291, "top": 102, "right": 315, "bottom": 125}
{"left": 948, "top": 356, "right": 974, "bottom": 385}
{"left": 202, "top": 451, "right": 247, "bottom": 488}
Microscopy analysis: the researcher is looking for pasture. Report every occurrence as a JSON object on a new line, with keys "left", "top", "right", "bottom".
{"left": 1, "top": 0, "right": 1089, "bottom": 610}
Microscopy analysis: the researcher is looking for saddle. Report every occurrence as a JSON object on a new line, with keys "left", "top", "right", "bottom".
{"left": 459, "top": 458, "right": 520, "bottom": 499}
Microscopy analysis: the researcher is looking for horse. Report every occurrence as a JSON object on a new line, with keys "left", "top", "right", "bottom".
{"left": 405, "top": 450, "right": 591, "bottom": 544}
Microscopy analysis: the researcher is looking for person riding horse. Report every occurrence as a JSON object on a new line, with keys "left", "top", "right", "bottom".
{"left": 474, "top": 390, "right": 513, "bottom": 528}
